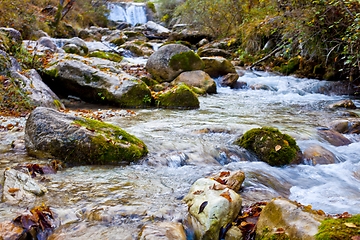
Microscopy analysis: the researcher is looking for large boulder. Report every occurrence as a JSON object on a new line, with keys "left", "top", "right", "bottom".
{"left": 171, "top": 70, "right": 217, "bottom": 94}
{"left": 61, "top": 37, "right": 89, "bottom": 56}
{"left": 25, "top": 107, "right": 148, "bottom": 165}
{"left": 201, "top": 57, "right": 236, "bottom": 78}
{"left": 139, "top": 222, "right": 187, "bottom": 240}
{"left": 183, "top": 177, "right": 242, "bottom": 240}
{"left": 154, "top": 83, "right": 200, "bottom": 109}
{"left": 234, "top": 127, "right": 302, "bottom": 166}
{"left": 42, "top": 53, "right": 151, "bottom": 107}
{"left": 11, "top": 69, "right": 64, "bottom": 109}
{"left": 146, "top": 44, "right": 204, "bottom": 83}
{"left": 255, "top": 198, "right": 325, "bottom": 240}
{"left": 145, "top": 21, "right": 171, "bottom": 34}
{"left": 2, "top": 169, "right": 47, "bottom": 204}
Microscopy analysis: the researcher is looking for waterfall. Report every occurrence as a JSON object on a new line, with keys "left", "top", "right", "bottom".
{"left": 108, "top": 3, "right": 147, "bottom": 26}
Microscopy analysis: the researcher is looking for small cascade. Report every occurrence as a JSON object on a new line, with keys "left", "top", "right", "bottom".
{"left": 108, "top": 2, "right": 147, "bottom": 25}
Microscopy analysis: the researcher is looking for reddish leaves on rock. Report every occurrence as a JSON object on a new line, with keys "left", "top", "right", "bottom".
{"left": 209, "top": 183, "right": 227, "bottom": 191}
{"left": 14, "top": 160, "right": 62, "bottom": 178}
{"left": 220, "top": 190, "right": 232, "bottom": 202}
{"left": 193, "top": 190, "right": 204, "bottom": 195}
{"left": 219, "top": 171, "right": 230, "bottom": 177}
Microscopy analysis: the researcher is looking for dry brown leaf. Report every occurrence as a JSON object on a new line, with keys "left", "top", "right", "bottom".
{"left": 193, "top": 190, "right": 204, "bottom": 195}
{"left": 8, "top": 188, "right": 20, "bottom": 193}
{"left": 219, "top": 171, "right": 230, "bottom": 177}
{"left": 220, "top": 190, "right": 232, "bottom": 202}
{"left": 210, "top": 184, "right": 227, "bottom": 191}
{"left": 275, "top": 145, "right": 282, "bottom": 151}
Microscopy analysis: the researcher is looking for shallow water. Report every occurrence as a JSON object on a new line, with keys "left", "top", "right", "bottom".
{"left": 0, "top": 70, "right": 359, "bottom": 238}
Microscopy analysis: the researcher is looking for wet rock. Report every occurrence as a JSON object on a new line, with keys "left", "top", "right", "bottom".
{"left": 201, "top": 56, "right": 236, "bottom": 78}
{"left": 303, "top": 145, "right": 337, "bottom": 165}
{"left": 105, "top": 30, "right": 127, "bottom": 42}
{"left": 232, "top": 81, "right": 247, "bottom": 89}
{"left": 11, "top": 69, "right": 64, "bottom": 109}
{"left": 43, "top": 53, "right": 151, "bottom": 107}
{"left": 124, "top": 31, "right": 147, "bottom": 42}
{"left": 25, "top": 107, "right": 148, "bottom": 165}
{"left": 220, "top": 73, "right": 239, "bottom": 88}
{"left": 146, "top": 44, "right": 204, "bottom": 82}
{"left": 88, "top": 51, "right": 123, "bottom": 63}
{"left": 183, "top": 177, "right": 242, "bottom": 240}
{"left": 145, "top": 152, "right": 189, "bottom": 167}
{"left": 2, "top": 168, "right": 47, "bottom": 203}
{"left": 225, "top": 226, "right": 243, "bottom": 240}
{"left": 145, "top": 21, "right": 170, "bottom": 34}
{"left": 0, "top": 221, "right": 26, "bottom": 239}
{"left": 171, "top": 70, "right": 216, "bottom": 94}
{"left": 317, "top": 129, "right": 352, "bottom": 146}
{"left": 249, "top": 84, "right": 274, "bottom": 91}
{"left": 139, "top": 222, "right": 187, "bottom": 240}
{"left": 336, "top": 111, "right": 358, "bottom": 117}
{"left": 197, "top": 48, "right": 232, "bottom": 58}
{"left": 122, "top": 40, "right": 154, "bottom": 57}
{"left": 155, "top": 83, "right": 200, "bottom": 109}
{"left": 328, "top": 118, "right": 360, "bottom": 134}
{"left": 255, "top": 198, "right": 325, "bottom": 240}
{"left": 78, "top": 28, "right": 101, "bottom": 41}
{"left": 234, "top": 127, "right": 302, "bottom": 167}
{"left": 206, "top": 170, "right": 245, "bottom": 192}
{"left": 326, "top": 99, "right": 357, "bottom": 109}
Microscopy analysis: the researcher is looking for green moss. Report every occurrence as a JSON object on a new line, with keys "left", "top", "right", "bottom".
{"left": 169, "top": 51, "right": 204, "bottom": 71}
{"left": 88, "top": 51, "right": 123, "bottom": 63}
{"left": 280, "top": 57, "right": 300, "bottom": 75}
{"left": 53, "top": 99, "right": 62, "bottom": 109}
{"left": 234, "top": 127, "right": 300, "bottom": 166}
{"left": 147, "top": 2, "right": 156, "bottom": 13}
{"left": 110, "top": 38, "right": 126, "bottom": 46}
{"left": 156, "top": 83, "right": 200, "bottom": 109}
{"left": 113, "top": 80, "right": 151, "bottom": 107}
{"left": 69, "top": 118, "right": 148, "bottom": 165}
{"left": 124, "top": 32, "right": 146, "bottom": 39}
{"left": 45, "top": 68, "right": 58, "bottom": 78}
{"left": 189, "top": 86, "right": 207, "bottom": 95}
{"left": 315, "top": 215, "right": 360, "bottom": 240}
{"left": 64, "top": 46, "right": 80, "bottom": 55}
{"left": 141, "top": 77, "right": 159, "bottom": 87}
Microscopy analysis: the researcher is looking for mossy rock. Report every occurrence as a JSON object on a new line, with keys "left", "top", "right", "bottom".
{"left": 25, "top": 107, "right": 148, "bottom": 166}
{"left": 147, "top": 2, "right": 156, "bottom": 13}
{"left": 88, "top": 51, "right": 123, "bottom": 63}
{"left": 141, "top": 77, "right": 159, "bottom": 87}
{"left": 161, "top": 40, "right": 193, "bottom": 49}
{"left": 315, "top": 215, "right": 360, "bottom": 240}
{"left": 234, "top": 127, "right": 301, "bottom": 166}
{"left": 169, "top": 51, "right": 204, "bottom": 72}
{"left": 155, "top": 83, "right": 199, "bottom": 109}
{"left": 110, "top": 38, "right": 126, "bottom": 46}
{"left": 280, "top": 57, "right": 300, "bottom": 75}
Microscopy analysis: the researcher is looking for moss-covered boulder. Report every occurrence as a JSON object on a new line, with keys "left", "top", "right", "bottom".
{"left": 110, "top": 38, "right": 126, "bottom": 46}
{"left": 201, "top": 56, "right": 236, "bottom": 78}
{"left": 280, "top": 57, "right": 300, "bottom": 75}
{"left": 42, "top": 53, "right": 151, "bottom": 108}
{"left": 88, "top": 51, "right": 123, "bottom": 62}
{"left": 171, "top": 70, "right": 216, "bottom": 94}
{"left": 25, "top": 107, "right": 148, "bottom": 165}
{"left": 121, "top": 40, "right": 154, "bottom": 57}
{"left": 154, "top": 83, "right": 200, "bottom": 109}
{"left": 124, "top": 31, "right": 147, "bottom": 41}
{"left": 234, "top": 127, "right": 302, "bottom": 166}
{"left": 61, "top": 37, "right": 89, "bottom": 56}
{"left": 315, "top": 215, "right": 360, "bottom": 240}
{"left": 146, "top": 44, "right": 204, "bottom": 82}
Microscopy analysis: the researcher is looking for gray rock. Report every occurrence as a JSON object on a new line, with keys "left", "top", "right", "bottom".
{"left": 225, "top": 226, "right": 243, "bottom": 240}
{"left": 171, "top": 70, "right": 216, "bottom": 94}
{"left": 43, "top": 53, "right": 151, "bottom": 107}
{"left": 33, "top": 30, "right": 50, "bottom": 39}
{"left": 183, "top": 178, "right": 242, "bottom": 240}
{"left": 146, "top": 44, "right": 204, "bottom": 82}
{"left": 25, "top": 107, "right": 148, "bottom": 165}
{"left": 62, "top": 37, "right": 88, "bottom": 55}
{"left": 2, "top": 169, "right": 47, "bottom": 204}
{"left": 201, "top": 56, "right": 236, "bottom": 78}
{"left": 62, "top": 43, "right": 81, "bottom": 55}
{"left": 105, "top": 30, "right": 127, "bottom": 42}
{"left": 38, "top": 37, "right": 58, "bottom": 52}
{"left": 139, "top": 222, "right": 187, "bottom": 240}
{"left": 145, "top": 21, "right": 170, "bottom": 33}
{"left": 255, "top": 198, "right": 325, "bottom": 240}
{"left": 197, "top": 38, "right": 209, "bottom": 48}
{"left": 198, "top": 48, "right": 232, "bottom": 58}
{"left": 11, "top": 69, "right": 64, "bottom": 109}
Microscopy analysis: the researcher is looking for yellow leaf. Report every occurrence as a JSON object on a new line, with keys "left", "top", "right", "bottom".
{"left": 275, "top": 145, "right": 282, "bottom": 151}
{"left": 344, "top": 223, "right": 357, "bottom": 228}
{"left": 30, "top": 84, "right": 34, "bottom": 88}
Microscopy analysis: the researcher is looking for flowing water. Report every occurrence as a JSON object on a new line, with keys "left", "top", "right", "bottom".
{"left": 0, "top": 68, "right": 360, "bottom": 238}
{"left": 108, "top": 3, "right": 147, "bottom": 26}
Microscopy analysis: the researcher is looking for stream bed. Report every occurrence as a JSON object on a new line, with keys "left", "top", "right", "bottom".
{"left": 0, "top": 69, "right": 360, "bottom": 239}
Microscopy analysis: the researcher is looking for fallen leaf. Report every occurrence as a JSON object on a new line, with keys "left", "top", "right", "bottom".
{"left": 219, "top": 171, "right": 230, "bottom": 177}
{"left": 351, "top": 236, "right": 360, "bottom": 240}
{"left": 8, "top": 188, "right": 20, "bottom": 193}
{"left": 199, "top": 201, "right": 208, "bottom": 214}
{"left": 210, "top": 184, "right": 227, "bottom": 190}
{"left": 193, "top": 190, "right": 204, "bottom": 195}
{"left": 283, "top": 140, "right": 289, "bottom": 146}
{"left": 275, "top": 145, "right": 282, "bottom": 151}
{"left": 220, "top": 190, "right": 232, "bottom": 202}
{"left": 344, "top": 223, "right": 357, "bottom": 228}
{"left": 73, "top": 123, "right": 82, "bottom": 128}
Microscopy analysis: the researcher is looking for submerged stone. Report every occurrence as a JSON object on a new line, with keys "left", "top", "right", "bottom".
{"left": 25, "top": 107, "right": 148, "bottom": 166}
{"left": 234, "top": 127, "right": 302, "bottom": 167}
